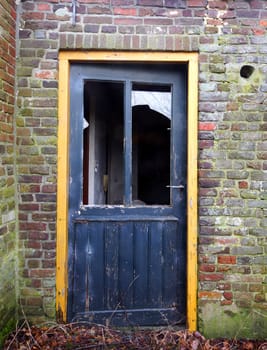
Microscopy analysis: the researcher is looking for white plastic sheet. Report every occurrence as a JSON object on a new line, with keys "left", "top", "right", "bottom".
{"left": 132, "top": 91, "right": 171, "bottom": 119}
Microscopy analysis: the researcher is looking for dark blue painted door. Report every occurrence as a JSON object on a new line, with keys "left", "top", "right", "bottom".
{"left": 68, "top": 63, "right": 187, "bottom": 326}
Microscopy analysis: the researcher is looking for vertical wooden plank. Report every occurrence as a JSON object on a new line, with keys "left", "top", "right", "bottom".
{"left": 133, "top": 222, "right": 149, "bottom": 308}
{"left": 162, "top": 221, "right": 178, "bottom": 305}
{"left": 56, "top": 55, "right": 70, "bottom": 321}
{"left": 148, "top": 221, "right": 163, "bottom": 307}
{"left": 187, "top": 54, "right": 198, "bottom": 331}
{"left": 88, "top": 222, "right": 105, "bottom": 310}
{"left": 72, "top": 223, "right": 88, "bottom": 315}
{"left": 118, "top": 222, "right": 134, "bottom": 308}
{"left": 104, "top": 222, "right": 119, "bottom": 310}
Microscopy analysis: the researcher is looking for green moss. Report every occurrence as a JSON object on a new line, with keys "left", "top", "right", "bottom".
{"left": 16, "top": 118, "right": 25, "bottom": 127}
{"left": 199, "top": 303, "right": 267, "bottom": 339}
{"left": 226, "top": 73, "right": 239, "bottom": 83}
{"left": 0, "top": 318, "right": 16, "bottom": 349}
{"left": 209, "top": 64, "right": 225, "bottom": 74}
{"left": 260, "top": 192, "right": 267, "bottom": 200}
{"left": 19, "top": 108, "right": 33, "bottom": 116}
{"left": 217, "top": 83, "right": 230, "bottom": 92}
{"left": 218, "top": 36, "right": 227, "bottom": 46}
{"left": 240, "top": 190, "right": 258, "bottom": 199}
{"left": 210, "top": 55, "right": 225, "bottom": 64}
{"left": 33, "top": 89, "right": 57, "bottom": 98}
{"left": 2, "top": 187, "right": 15, "bottom": 198}
{"left": 29, "top": 78, "right": 42, "bottom": 88}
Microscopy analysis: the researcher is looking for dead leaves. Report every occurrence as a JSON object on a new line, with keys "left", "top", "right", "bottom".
{"left": 3, "top": 322, "right": 267, "bottom": 350}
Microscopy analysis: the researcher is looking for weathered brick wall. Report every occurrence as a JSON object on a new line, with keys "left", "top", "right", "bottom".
{"left": 0, "top": 0, "right": 17, "bottom": 329}
{"left": 16, "top": 0, "right": 267, "bottom": 338}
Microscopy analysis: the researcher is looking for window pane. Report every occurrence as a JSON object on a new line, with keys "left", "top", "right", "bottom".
{"left": 83, "top": 81, "right": 124, "bottom": 205}
{"left": 132, "top": 84, "right": 171, "bottom": 205}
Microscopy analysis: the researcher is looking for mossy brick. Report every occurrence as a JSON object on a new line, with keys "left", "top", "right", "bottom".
{"left": 260, "top": 192, "right": 267, "bottom": 200}
{"left": 34, "top": 136, "right": 57, "bottom": 146}
{"left": 229, "top": 151, "right": 255, "bottom": 160}
{"left": 17, "top": 67, "right": 33, "bottom": 77}
{"left": 209, "top": 64, "right": 226, "bottom": 73}
{"left": 33, "top": 128, "right": 57, "bottom": 136}
{"left": 31, "top": 98, "right": 57, "bottom": 108}
{"left": 18, "top": 88, "right": 32, "bottom": 97}
{"left": 226, "top": 171, "right": 249, "bottom": 179}
{"left": 253, "top": 256, "right": 267, "bottom": 265}
{"left": 41, "top": 118, "right": 57, "bottom": 127}
{"left": 20, "top": 58, "right": 40, "bottom": 68}
{"left": 232, "top": 246, "right": 263, "bottom": 255}
{"left": 19, "top": 108, "right": 33, "bottom": 116}
{"left": 20, "top": 39, "right": 52, "bottom": 49}
{"left": 43, "top": 81, "right": 58, "bottom": 88}
{"left": 240, "top": 190, "right": 258, "bottom": 199}
{"left": 33, "top": 108, "right": 57, "bottom": 118}
{"left": 33, "top": 89, "right": 57, "bottom": 98}
{"left": 36, "top": 49, "right": 45, "bottom": 58}
{"left": 29, "top": 78, "right": 42, "bottom": 88}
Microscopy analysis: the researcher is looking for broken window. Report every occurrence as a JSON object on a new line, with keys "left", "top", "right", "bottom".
{"left": 83, "top": 80, "right": 172, "bottom": 206}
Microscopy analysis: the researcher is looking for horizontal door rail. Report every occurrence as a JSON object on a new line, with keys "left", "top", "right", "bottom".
{"left": 73, "top": 215, "right": 179, "bottom": 223}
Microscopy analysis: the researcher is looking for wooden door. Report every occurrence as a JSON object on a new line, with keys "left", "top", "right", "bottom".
{"left": 67, "top": 63, "right": 187, "bottom": 326}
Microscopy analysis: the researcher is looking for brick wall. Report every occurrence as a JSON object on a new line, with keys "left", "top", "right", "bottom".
{"left": 16, "top": 0, "right": 267, "bottom": 338}
{"left": 0, "top": 0, "right": 17, "bottom": 329}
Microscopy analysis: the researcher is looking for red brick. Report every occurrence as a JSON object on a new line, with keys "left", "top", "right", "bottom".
{"left": 29, "top": 269, "right": 55, "bottom": 278}
{"left": 259, "top": 19, "right": 267, "bottom": 26}
{"left": 217, "top": 265, "right": 232, "bottom": 272}
{"left": 217, "top": 283, "right": 231, "bottom": 290}
{"left": 137, "top": 0, "right": 163, "bottom": 5}
{"left": 28, "top": 232, "right": 49, "bottom": 240}
{"left": 208, "top": 1, "right": 227, "bottom": 10}
{"left": 34, "top": 70, "right": 56, "bottom": 79}
{"left": 114, "top": 7, "right": 137, "bottom": 16}
{"left": 31, "top": 279, "right": 42, "bottom": 288}
{"left": 37, "top": 3, "right": 51, "bottom": 11}
{"left": 199, "top": 273, "right": 224, "bottom": 281}
{"left": 199, "top": 140, "right": 214, "bottom": 149}
{"left": 221, "top": 300, "right": 233, "bottom": 305}
{"left": 199, "top": 291, "right": 222, "bottom": 300}
{"left": 25, "top": 240, "right": 41, "bottom": 249}
{"left": 253, "top": 28, "right": 265, "bottom": 35}
{"left": 20, "top": 222, "right": 47, "bottom": 231}
{"left": 239, "top": 181, "right": 248, "bottom": 189}
{"left": 22, "top": 12, "right": 45, "bottom": 20}
{"left": 215, "top": 238, "right": 238, "bottom": 245}
{"left": 218, "top": 256, "right": 237, "bottom": 264}
{"left": 114, "top": 17, "right": 142, "bottom": 25}
{"left": 198, "top": 122, "right": 217, "bottom": 131}
{"left": 187, "top": 0, "right": 207, "bottom": 7}
{"left": 199, "top": 264, "right": 216, "bottom": 272}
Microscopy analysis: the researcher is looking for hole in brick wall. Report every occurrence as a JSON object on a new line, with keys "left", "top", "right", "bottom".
{"left": 240, "top": 65, "right": 255, "bottom": 79}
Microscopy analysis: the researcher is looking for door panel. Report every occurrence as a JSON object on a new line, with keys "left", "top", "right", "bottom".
{"left": 68, "top": 63, "right": 187, "bottom": 326}
{"left": 69, "top": 218, "right": 185, "bottom": 325}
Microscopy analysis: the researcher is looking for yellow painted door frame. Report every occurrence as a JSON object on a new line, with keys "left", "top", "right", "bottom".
{"left": 56, "top": 51, "right": 198, "bottom": 330}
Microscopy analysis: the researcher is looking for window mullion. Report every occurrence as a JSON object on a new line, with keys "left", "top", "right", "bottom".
{"left": 124, "top": 80, "right": 132, "bottom": 206}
